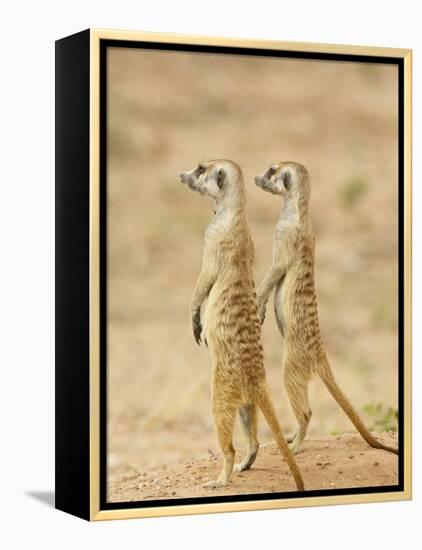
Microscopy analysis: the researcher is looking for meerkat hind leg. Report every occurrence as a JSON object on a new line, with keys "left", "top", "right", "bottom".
{"left": 204, "top": 402, "right": 236, "bottom": 489}
{"left": 274, "top": 292, "right": 296, "bottom": 445}
{"left": 284, "top": 360, "right": 312, "bottom": 454}
{"left": 285, "top": 430, "right": 298, "bottom": 444}
{"left": 234, "top": 404, "right": 259, "bottom": 472}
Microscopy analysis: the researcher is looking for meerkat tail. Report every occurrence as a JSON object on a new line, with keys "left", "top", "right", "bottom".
{"left": 316, "top": 358, "right": 398, "bottom": 455}
{"left": 257, "top": 391, "right": 305, "bottom": 491}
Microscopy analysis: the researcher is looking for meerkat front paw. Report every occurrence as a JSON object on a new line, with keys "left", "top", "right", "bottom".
{"left": 257, "top": 304, "right": 266, "bottom": 325}
{"left": 192, "top": 311, "right": 203, "bottom": 345}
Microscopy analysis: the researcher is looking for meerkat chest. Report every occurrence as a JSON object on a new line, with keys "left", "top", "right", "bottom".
{"left": 275, "top": 218, "right": 297, "bottom": 238}
{"left": 207, "top": 207, "right": 233, "bottom": 231}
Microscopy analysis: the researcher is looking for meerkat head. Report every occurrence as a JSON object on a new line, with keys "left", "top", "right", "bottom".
{"left": 180, "top": 160, "right": 244, "bottom": 203}
{"left": 254, "top": 161, "right": 309, "bottom": 199}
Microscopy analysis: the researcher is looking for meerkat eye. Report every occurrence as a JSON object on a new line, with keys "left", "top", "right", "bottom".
{"left": 267, "top": 167, "right": 276, "bottom": 177}
{"left": 196, "top": 165, "right": 206, "bottom": 176}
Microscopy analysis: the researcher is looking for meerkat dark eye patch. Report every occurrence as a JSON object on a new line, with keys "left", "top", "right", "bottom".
{"left": 267, "top": 167, "right": 276, "bottom": 178}
{"left": 216, "top": 168, "right": 225, "bottom": 188}
{"left": 196, "top": 164, "right": 206, "bottom": 176}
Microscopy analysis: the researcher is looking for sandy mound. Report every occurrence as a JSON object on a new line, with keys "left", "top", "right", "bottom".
{"left": 108, "top": 432, "right": 398, "bottom": 502}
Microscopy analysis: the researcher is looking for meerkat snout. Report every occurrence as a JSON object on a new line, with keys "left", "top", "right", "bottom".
{"left": 180, "top": 170, "right": 194, "bottom": 188}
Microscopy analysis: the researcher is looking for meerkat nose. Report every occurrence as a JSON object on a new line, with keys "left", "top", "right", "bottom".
{"left": 254, "top": 176, "right": 260, "bottom": 185}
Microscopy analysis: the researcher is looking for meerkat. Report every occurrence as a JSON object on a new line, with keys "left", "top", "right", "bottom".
{"left": 255, "top": 161, "right": 398, "bottom": 456}
{"left": 180, "top": 159, "right": 305, "bottom": 491}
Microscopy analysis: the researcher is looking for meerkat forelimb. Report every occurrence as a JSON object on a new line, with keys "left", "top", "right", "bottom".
{"left": 255, "top": 161, "right": 398, "bottom": 456}
{"left": 180, "top": 160, "right": 305, "bottom": 491}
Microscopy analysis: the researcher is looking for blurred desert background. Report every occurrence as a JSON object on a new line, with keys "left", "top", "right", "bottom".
{"left": 106, "top": 47, "right": 398, "bottom": 502}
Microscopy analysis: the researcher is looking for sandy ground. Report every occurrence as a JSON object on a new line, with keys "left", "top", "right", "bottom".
{"left": 106, "top": 48, "right": 399, "bottom": 502}
{"left": 107, "top": 432, "right": 398, "bottom": 502}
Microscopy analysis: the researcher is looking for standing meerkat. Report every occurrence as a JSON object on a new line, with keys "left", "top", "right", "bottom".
{"left": 180, "top": 159, "right": 304, "bottom": 490}
{"left": 255, "top": 161, "right": 398, "bottom": 455}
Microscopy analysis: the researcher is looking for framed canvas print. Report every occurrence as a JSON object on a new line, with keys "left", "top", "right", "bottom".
{"left": 55, "top": 28, "right": 412, "bottom": 521}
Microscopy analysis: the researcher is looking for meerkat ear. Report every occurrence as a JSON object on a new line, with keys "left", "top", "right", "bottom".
{"left": 282, "top": 170, "right": 291, "bottom": 190}
{"left": 216, "top": 169, "right": 225, "bottom": 189}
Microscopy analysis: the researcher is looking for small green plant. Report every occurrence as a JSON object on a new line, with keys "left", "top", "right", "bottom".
{"left": 338, "top": 177, "right": 368, "bottom": 209}
{"left": 362, "top": 402, "right": 398, "bottom": 432}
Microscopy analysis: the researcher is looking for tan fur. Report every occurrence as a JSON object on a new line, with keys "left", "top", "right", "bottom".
{"left": 180, "top": 160, "right": 305, "bottom": 490}
{"left": 255, "top": 161, "right": 398, "bottom": 455}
